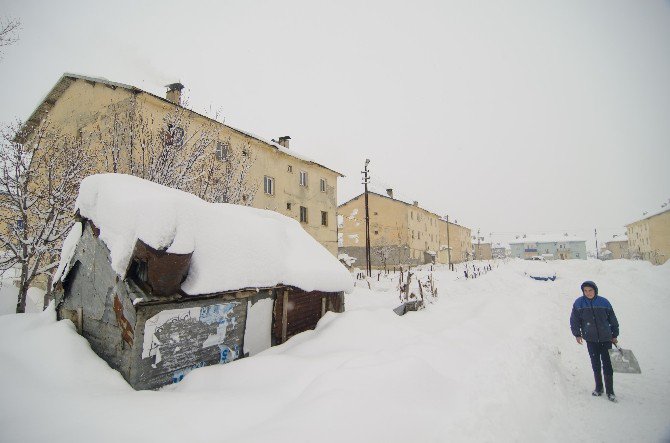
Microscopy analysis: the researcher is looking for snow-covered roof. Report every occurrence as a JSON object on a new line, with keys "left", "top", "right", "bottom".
{"left": 626, "top": 203, "right": 670, "bottom": 226}
{"left": 605, "top": 234, "right": 628, "bottom": 243}
{"left": 509, "top": 235, "right": 586, "bottom": 245}
{"left": 71, "top": 174, "right": 353, "bottom": 295}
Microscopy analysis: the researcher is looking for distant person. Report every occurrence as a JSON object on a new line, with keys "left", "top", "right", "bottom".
{"left": 569, "top": 281, "right": 620, "bottom": 402}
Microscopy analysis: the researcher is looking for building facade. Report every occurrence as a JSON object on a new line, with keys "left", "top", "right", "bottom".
{"left": 18, "top": 74, "right": 342, "bottom": 255}
{"left": 509, "top": 235, "right": 587, "bottom": 260}
{"left": 338, "top": 190, "right": 471, "bottom": 267}
{"left": 626, "top": 208, "right": 670, "bottom": 265}
{"left": 473, "top": 242, "right": 493, "bottom": 261}
{"left": 602, "top": 235, "right": 629, "bottom": 260}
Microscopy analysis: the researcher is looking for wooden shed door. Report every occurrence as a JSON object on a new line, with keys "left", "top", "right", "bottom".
{"left": 273, "top": 290, "right": 328, "bottom": 344}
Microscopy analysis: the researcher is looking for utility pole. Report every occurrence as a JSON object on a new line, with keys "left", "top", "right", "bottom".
{"left": 594, "top": 228, "right": 598, "bottom": 260}
{"left": 445, "top": 215, "right": 452, "bottom": 271}
{"left": 362, "top": 159, "right": 372, "bottom": 277}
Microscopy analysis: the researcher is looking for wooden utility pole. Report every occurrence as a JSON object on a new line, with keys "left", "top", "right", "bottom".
{"left": 445, "top": 215, "right": 452, "bottom": 271}
{"left": 594, "top": 228, "right": 598, "bottom": 260}
{"left": 362, "top": 159, "right": 372, "bottom": 277}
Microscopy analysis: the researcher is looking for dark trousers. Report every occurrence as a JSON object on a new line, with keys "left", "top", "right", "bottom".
{"left": 587, "top": 341, "right": 614, "bottom": 394}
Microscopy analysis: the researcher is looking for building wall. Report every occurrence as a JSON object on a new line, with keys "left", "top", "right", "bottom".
{"left": 604, "top": 240, "right": 629, "bottom": 259}
{"left": 437, "top": 220, "right": 471, "bottom": 264}
{"left": 19, "top": 78, "right": 340, "bottom": 255}
{"left": 510, "top": 241, "right": 587, "bottom": 260}
{"left": 627, "top": 210, "right": 670, "bottom": 265}
{"left": 338, "top": 193, "right": 465, "bottom": 267}
{"left": 473, "top": 243, "right": 492, "bottom": 260}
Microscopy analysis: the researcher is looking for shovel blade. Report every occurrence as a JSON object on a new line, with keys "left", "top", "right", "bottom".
{"left": 608, "top": 348, "right": 641, "bottom": 374}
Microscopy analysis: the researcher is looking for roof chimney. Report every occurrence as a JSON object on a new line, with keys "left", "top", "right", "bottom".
{"left": 165, "top": 82, "right": 184, "bottom": 106}
{"left": 277, "top": 136, "right": 291, "bottom": 149}
{"left": 413, "top": 201, "right": 418, "bottom": 207}
{"left": 386, "top": 188, "right": 394, "bottom": 199}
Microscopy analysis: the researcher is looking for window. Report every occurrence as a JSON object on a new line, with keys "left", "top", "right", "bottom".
{"left": 320, "top": 178, "right": 326, "bottom": 192}
{"left": 242, "top": 148, "right": 249, "bottom": 157}
{"left": 374, "top": 230, "right": 378, "bottom": 235}
{"left": 264, "top": 176, "right": 275, "bottom": 195}
{"left": 411, "top": 212, "right": 413, "bottom": 220}
{"left": 299, "top": 171, "right": 308, "bottom": 187}
{"left": 418, "top": 232, "right": 421, "bottom": 240}
{"left": 15, "top": 219, "right": 24, "bottom": 231}
{"left": 300, "top": 206, "right": 308, "bottom": 223}
{"left": 321, "top": 211, "right": 328, "bottom": 226}
{"left": 287, "top": 202, "right": 292, "bottom": 211}
{"left": 215, "top": 141, "right": 229, "bottom": 161}
{"left": 412, "top": 231, "right": 415, "bottom": 239}
{"left": 287, "top": 165, "right": 293, "bottom": 173}
{"left": 165, "top": 124, "right": 184, "bottom": 147}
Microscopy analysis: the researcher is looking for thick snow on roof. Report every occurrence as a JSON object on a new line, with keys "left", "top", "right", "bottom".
{"left": 606, "top": 234, "right": 628, "bottom": 243}
{"left": 626, "top": 202, "right": 670, "bottom": 225}
{"left": 509, "top": 235, "right": 586, "bottom": 245}
{"left": 74, "top": 174, "right": 353, "bottom": 295}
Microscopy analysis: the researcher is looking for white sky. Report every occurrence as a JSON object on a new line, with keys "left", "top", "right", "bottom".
{"left": 1, "top": 0, "right": 669, "bottom": 250}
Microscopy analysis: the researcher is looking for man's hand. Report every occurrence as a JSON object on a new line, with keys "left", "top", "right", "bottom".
{"left": 612, "top": 337, "right": 618, "bottom": 345}
{"left": 576, "top": 336, "right": 583, "bottom": 344}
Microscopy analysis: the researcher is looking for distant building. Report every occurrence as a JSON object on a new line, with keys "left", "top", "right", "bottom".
{"left": 338, "top": 188, "right": 471, "bottom": 267}
{"left": 601, "top": 234, "right": 628, "bottom": 260}
{"left": 626, "top": 205, "right": 670, "bottom": 265}
{"left": 491, "top": 243, "right": 508, "bottom": 259}
{"left": 472, "top": 242, "right": 492, "bottom": 261}
{"left": 509, "top": 235, "right": 587, "bottom": 260}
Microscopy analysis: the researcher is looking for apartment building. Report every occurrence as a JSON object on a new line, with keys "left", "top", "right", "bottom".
{"left": 16, "top": 73, "right": 342, "bottom": 255}
{"left": 509, "top": 235, "right": 587, "bottom": 260}
{"left": 338, "top": 188, "right": 471, "bottom": 267}
{"left": 626, "top": 206, "right": 670, "bottom": 265}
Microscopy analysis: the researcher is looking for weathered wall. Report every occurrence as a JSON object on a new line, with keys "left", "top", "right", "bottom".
{"left": 55, "top": 222, "right": 136, "bottom": 378}
{"left": 131, "top": 293, "right": 249, "bottom": 390}
{"left": 628, "top": 211, "right": 670, "bottom": 265}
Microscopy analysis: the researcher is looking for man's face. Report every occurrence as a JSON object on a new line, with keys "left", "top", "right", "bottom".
{"left": 583, "top": 287, "right": 596, "bottom": 299}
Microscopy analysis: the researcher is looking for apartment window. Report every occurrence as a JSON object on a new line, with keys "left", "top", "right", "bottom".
{"left": 15, "top": 219, "right": 24, "bottom": 231}
{"left": 264, "top": 176, "right": 275, "bottom": 195}
{"left": 411, "top": 212, "right": 413, "bottom": 220}
{"left": 299, "top": 171, "right": 308, "bottom": 187}
{"left": 242, "top": 148, "right": 249, "bottom": 157}
{"left": 287, "top": 165, "right": 293, "bottom": 173}
{"left": 215, "top": 141, "right": 229, "bottom": 161}
{"left": 412, "top": 230, "right": 415, "bottom": 239}
{"left": 321, "top": 211, "right": 328, "bottom": 226}
{"left": 418, "top": 232, "right": 421, "bottom": 240}
{"left": 165, "top": 124, "right": 184, "bottom": 147}
{"left": 320, "top": 178, "right": 326, "bottom": 192}
{"left": 300, "top": 206, "right": 308, "bottom": 223}
{"left": 374, "top": 230, "right": 379, "bottom": 235}
{"left": 287, "top": 202, "right": 292, "bottom": 211}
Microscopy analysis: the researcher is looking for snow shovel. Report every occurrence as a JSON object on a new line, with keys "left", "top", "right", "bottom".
{"left": 608, "top": 343, "right": 641, "bottom": 374}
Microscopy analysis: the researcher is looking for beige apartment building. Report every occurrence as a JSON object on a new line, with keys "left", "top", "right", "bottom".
{"left": 626, "top": 207, "right": 670, "bottom": 265}
{"left": 17, "top": 73, "right": 342, "bottom": 255}
{"left": 338, "top": 189, "right": 471, "bottom": 267}
{"left": 602, "top": 235, "right": 629, "bottom": 260}
{"left": 473, "top": 242, "right": 493, "bottom": 261}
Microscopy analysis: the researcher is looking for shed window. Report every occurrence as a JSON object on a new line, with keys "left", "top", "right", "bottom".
{"left": 300, "top": 206, "right": 308, "bottom": 223}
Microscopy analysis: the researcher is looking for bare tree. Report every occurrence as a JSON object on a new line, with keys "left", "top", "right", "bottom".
{"left": 0, "top": 121, "right": 91, "bottom": 313}
{"left": 98, "top": 102, "right": 258, "bottom": 205}
{"left": 0, "top": 18, "right": 21, "bottom": 58}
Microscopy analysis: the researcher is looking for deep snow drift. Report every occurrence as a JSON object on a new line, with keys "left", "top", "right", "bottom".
{"left": 1, "top": 259, "right": 669, "bottom": 442}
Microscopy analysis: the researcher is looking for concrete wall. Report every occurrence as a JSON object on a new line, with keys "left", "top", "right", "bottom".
{"left": 627, "top": 210, "right": 670, "bottom": 265}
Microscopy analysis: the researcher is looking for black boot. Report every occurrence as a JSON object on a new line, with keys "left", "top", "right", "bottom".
{"left": 604, "top": 374, "right": 616, "bottom": 401}
{"left": 592, "top": 372, "right": 604, "bottom": 396}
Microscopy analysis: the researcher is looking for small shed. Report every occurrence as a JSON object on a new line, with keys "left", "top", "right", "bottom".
{"left": 53, "top": 174, "right": 352, "bottom": 390}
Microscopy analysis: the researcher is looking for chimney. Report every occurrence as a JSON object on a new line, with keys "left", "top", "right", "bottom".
{"left": 386, "top": 188, "right": 394, "bottom": 199}
{"left": 165, "top": 82, "right": 184, "bottom": 106}
{"left": 277, "top": 136, "right": 291, "bottom": 149}
{"left": 413, "top": 201, "right": 418, "bottom": 207}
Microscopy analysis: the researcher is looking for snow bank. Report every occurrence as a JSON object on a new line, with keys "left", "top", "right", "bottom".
{"left": 74, "top": 174, "right": 352, "bottom": 295}
{"left": 2, "top": 259, "right": 668, "bottom": 442}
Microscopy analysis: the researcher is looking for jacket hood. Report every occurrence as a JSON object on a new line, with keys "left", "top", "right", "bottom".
{"left": 581, "top": 280, "right": 598, "bottom": 296}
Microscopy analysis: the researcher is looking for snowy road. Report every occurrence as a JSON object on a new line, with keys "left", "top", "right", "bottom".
{"left": 0, "top": 259, "right": 668, "bottom": 442}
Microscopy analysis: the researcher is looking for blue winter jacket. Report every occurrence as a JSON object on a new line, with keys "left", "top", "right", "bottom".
{"left": 570, "top": 295, "right": 619, "bottom": 343}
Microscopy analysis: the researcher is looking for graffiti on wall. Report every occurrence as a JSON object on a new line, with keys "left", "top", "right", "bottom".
{"left": 142, "top": 302, "right": 240, "bottom": 371}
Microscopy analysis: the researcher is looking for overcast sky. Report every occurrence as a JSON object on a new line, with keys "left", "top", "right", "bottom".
{"left": 1, "top": 0, "right": 669, "bottom": 249}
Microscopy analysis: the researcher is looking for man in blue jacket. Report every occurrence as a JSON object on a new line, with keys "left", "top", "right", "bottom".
{"left": 570, "top": 280, "right": 620, "bottom": 402}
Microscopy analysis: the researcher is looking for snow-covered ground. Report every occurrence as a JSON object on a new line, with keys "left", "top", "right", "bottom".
{"left": 1, "top": 259, "right": 669, "bottom": 442}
